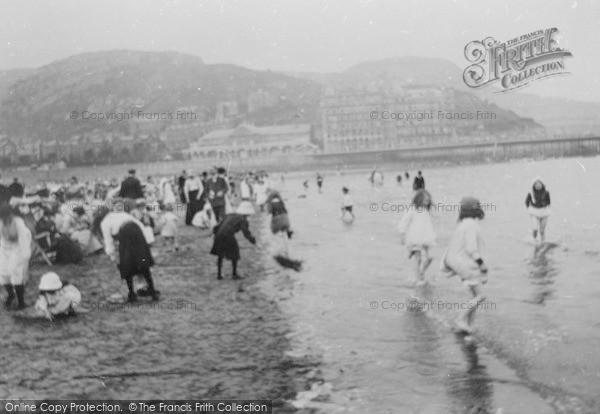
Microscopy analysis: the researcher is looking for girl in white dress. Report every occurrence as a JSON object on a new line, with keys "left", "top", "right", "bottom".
{"left": 398, "top": 190, "right": 436, "bottom": 285}
{"left": 160, "top": 177, "right": 177, "bottom": 207}
{"left": 160, "top": 204, "right": 179, "bottom": 252}
{"left": 439, "top": 196, "right": 487, "bottom": 334}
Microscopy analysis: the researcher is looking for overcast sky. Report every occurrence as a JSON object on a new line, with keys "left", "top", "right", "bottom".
{"left": 1, "top": 0, "right": 598, "bottom": 102}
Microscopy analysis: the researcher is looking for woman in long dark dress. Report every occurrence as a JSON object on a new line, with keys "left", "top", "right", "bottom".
{"left": 210, "top": 201, "right": 256, "bottom": 280}
{"left": 94, "top": 206, "right": 158, "bottom": 302}
{"left": 184, "top": 173, "right": 204, "bottom": 226}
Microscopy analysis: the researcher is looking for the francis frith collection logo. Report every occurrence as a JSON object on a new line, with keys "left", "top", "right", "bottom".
{"left": 463, "top": 28, "right": 573, "bottom": 92}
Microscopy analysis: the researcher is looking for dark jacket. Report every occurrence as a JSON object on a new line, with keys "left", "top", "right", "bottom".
{"left": 413, "top": 176, "right": 425, "bottom": 191}
{"left": 213, "top": 214, "right": 256, "bottom": 244}
{"left": 0, "top": 184, "right": 9, "bottom": 204}
{"left": 8, "top": 182, "right": 24, "bottom": 198}
{"left": 526, "top": 190, "right": 550, "bottom": 208}
{"left": 266, "top": 192, "right": 287, "bottom": 216}
{"left": 178, "top": 175, "right": 186, "bottom": 192}
{"left": 207, "top": 177, "right": 228, "bottom": 207}
{"left": 120, "top": 176, "right": 144, "bottom": 199}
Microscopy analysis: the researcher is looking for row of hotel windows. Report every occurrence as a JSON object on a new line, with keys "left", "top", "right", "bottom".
{"left": 322, "top": 95, "right": 453, "bottom": 104}
{"left": 325, "top": 136, "right": 455, "bottom": 151}
{"left": 322, "top": 96, "right": 385, "bottom": 105}
{"left": 187, "top": 146, "right": 318, "bottom": 159}
{"left": 323, "top": 103, "right": 449, "bottom": 115}
{"left": 326, "top": 126, "right": 452, "bottom": 137}
{"left": 326, "top": 118, "right": 448, "bottom": 126}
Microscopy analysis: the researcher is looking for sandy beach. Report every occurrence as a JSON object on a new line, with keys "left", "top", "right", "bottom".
{"left": 0, "top": 216, "right": 323, "bottom": 412}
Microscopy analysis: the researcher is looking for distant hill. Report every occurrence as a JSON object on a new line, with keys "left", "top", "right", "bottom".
{"left": 286, "top": 56, "right": 464, "bottom": 90}
{"left": 1, "top": 52, "right": 596, "bottom": 144}
{"left": 0, "top": 68, "right": 34, "bottom": 114}
{"left": 0, "top": 50, "right": 324, "bottom": 140}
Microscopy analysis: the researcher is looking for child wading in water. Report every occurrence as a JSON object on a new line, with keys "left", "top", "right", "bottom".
{"left": 525, "top": 178, "right": 551, "bottom": 243}
{"left": 398, "top": 190, "right": 436, "bottom": 286}
{"left": 341, "top": 187, "right": 354, "bottom": 222}
{"left": 440, "top": 197, "right": 487, "bottom": 334}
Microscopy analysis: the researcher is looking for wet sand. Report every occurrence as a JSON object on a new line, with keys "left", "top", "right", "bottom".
{"left": 0, "top": 217, "right": 321, "bottom": 412}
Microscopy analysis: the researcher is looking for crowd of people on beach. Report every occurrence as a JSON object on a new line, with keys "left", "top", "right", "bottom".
{"left": 0, "top": 167, "right": 292, "bottom": 320}
{"left": 0, "top": 165, "right": 551, "bottom": 333}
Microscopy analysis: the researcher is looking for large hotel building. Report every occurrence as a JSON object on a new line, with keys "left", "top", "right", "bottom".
{"left": 320, "top": 86, "right": 539, "bottom": 153}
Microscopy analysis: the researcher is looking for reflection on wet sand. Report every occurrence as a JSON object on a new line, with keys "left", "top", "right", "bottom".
{"left": 404, "top": 284, "right": 494, "bottom": 413}
{"left": 527, "top": 245, "right": 559, "bottom": 305}
{"left": 446, "top": 338, "right": 494, "bottom": 414}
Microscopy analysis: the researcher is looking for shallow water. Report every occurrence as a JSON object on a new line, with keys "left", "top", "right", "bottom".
{"left": 270, "top": 157, "right": 600, "bottom": 413}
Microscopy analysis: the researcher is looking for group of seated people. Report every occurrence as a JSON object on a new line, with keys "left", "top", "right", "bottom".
{"left": 8, "top": 178, "right": 181, "bottom": 265}
{"left": 13, "top": 198, "right": 102, "bottom": 264}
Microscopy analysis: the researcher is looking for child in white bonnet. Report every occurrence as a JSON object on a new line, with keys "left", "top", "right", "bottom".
{"left": 35, "top": 272, "right": 81, "bottom": 320}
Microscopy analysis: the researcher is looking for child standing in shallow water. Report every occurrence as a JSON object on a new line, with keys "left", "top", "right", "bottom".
{"left": 340, "top": 187, "right": 354, "bottom": 222}
{"left": 398, "top": 190, "right": 436, "bottom": 286}
{"left": 525, "top": 178, "right": 551, "bottom": 243}
{"left": 440, "top": 197, "right": 487, "bottom": 334}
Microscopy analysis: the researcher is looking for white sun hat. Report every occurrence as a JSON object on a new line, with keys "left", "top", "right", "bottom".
{"left": 39, "top": 272, "right": 63, "bottom": 291}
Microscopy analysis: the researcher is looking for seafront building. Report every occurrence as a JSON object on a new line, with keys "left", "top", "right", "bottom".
{"left": 184, "top": 123, "right": 318, "bottom": 160}
{"left": 320, "top": 86, "right": 545, "bottom": 153}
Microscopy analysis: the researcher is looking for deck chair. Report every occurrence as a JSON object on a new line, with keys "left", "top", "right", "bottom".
{"left": 22, "top": 214, "right": 53, "bottom": 266}
{"left": 31, "top": 231, "right": 54, "bottom": 266}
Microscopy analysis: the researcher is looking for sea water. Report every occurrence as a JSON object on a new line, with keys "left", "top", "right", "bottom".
{"left": 269, "top": 157, "right": 600, "bottom": 413}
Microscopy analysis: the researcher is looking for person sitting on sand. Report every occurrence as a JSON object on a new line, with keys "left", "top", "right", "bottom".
{"left": 68, "top": 206, "right": 103, "bottom": 255}
{"left": 210, "top": 201, "right": 256, "bottom": 280}
{"left": 398, "top": 190, "right": 436, "bottom": 286}
{"left": 525, "top": 178, "right": 551, "bottom": 243}
{"left": 34, "top": 272, "right": 81, "bottom": 320}
{"left": 439, "top": 197, "right": 487, "bottom": 334}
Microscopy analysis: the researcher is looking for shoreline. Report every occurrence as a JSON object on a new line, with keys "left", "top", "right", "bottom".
{"left": 3, "top": 151, "right": 600, "bottom": 184}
